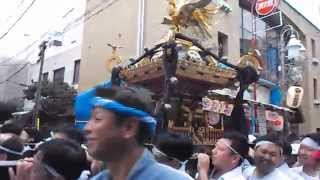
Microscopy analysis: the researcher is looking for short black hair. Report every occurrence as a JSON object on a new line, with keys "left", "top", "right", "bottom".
{"left": 279, "top": 134, "right": 292, "bottom": 156}
{"left": 155, "top": 132, "right": 193, "bottom": 161}
{"left": 222, "top": 131, "right": 249, "bottom": 161}
{"left": 0, "top": 135, "right": 23, "bottom": 160}
{"left": 0, "top": 123, "right": 22, "bottom": 135}
{"left": 37, "top": 139, "right": 87, "bottom": 180}
{"left": 95, "top": 86, "right": 154, "bottom": 145}
{"left": 23, "top": 127, "right": 42, "bottom": 143}
{"left": 53, "top": 125, "right": 85, "bottom": 144}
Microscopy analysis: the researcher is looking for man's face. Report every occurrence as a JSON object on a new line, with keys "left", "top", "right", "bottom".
{"left": 211, "top": 138, "right": 239, "bottom": 171}
{"left": 254, "top": 144, "right": 282, "bottom": 175}
{"left": 84, "top": 107, "right": 126, "bottom": 161}
{"left": 298, "top": 144, "right": 319, "bottom": 167}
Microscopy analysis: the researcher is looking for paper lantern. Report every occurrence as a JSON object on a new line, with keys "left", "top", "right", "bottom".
{"left": 286, "top": 86, "right": 304, "bottom": 108}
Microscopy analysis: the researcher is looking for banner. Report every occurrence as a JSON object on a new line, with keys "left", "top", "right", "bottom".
{"left": 265, "top": 110, "right": 284, "bottom": 131}
{"left": 202, "top": 97, "right": 234, "bottom": 116}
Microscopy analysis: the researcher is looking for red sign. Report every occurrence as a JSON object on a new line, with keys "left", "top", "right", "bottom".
{"left": 265, "top": 110, "right": 284, "bottom": 131}
{"left": 255, "top": 0, "right": 279, "bottom": 16}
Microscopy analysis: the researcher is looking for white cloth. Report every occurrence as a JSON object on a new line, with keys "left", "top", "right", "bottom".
{"left": 218, "top": 166, "right": 246, "bottom": 180}
{"left": 245, "top": 166, "right": 291, "bottom": 180}
{"left": 77, "top": 170, "right": 90, "bottom": 180}
{"left": 291, "top": 166, "right": 320, "bottom": 180}
{"left": 277, "top": 163, "right": 304, "bottom": 180}
{"left": 209, "top": 166, "right": 246, "bottom": 180}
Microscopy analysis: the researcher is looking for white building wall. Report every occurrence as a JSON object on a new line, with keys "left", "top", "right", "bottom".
{"left": 28, "top": 44, "right": 82, "bottom": 86}
{"left": 27, "top": 5, "right": 84, "bottom": 87}
{"left": 23, "top": 1, "right": 85, "bottom": 110}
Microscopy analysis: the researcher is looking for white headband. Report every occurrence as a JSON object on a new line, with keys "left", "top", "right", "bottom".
{"left": 219, "top": 140, "right": 243, "bottom": 159}
{"left": 255, "top": 140, "right": 283, "bottom": 155}
{"left": 0, "top": 145, "right": 23, "bottom": 156}
{"left": 255, "top": 141, "right": 275, "bottom": 148}
{"left": 301, "top": 137, "right": 320, "bottom": 150}
{"left": 152, "top": 146, "right": 188, "bottom": 172}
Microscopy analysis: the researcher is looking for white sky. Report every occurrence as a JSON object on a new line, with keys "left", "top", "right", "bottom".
{"left": 0, "top": 0, "right": 84, "bottom": 62}
{"left": 0, "top": 0, "right": 318, "bottom": 63}
{"left": 285, "top": 0, "right": 320, "bottom": 29}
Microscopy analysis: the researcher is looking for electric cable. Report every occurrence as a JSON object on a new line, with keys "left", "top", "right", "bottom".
{"left": 0, "top": 0, "right": 37, "bottom": 40}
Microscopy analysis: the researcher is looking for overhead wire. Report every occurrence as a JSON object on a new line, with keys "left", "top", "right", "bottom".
{"left": 0, "top": 0, "right": 26, "bottom": 28}
{"left": 0, "top": 0, "right": 125, "bottom": 97}
{"left": 0, "top": 0, "right": 120, "bottom": 66}
{"left": 0, "top": 62, "right": 29, "bottom": 85}
{"left": 0, "top": 0, "right": 37, "bottom": 40}
{"left": 0, "top": 0, "right": 120, "bottom": 83}
{"left": 5, "top": 80, "right": 28, "bottom": 87}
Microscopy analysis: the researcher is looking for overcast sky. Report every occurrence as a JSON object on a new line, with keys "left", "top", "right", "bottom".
{"left": 286, "top": 0, "right": 320, "bottom": 28}
{"left": 0, "top": 0, "right": 318, "bottom": 62}
{"left": 0, "top": 0, "right": 84, "bottom": 61}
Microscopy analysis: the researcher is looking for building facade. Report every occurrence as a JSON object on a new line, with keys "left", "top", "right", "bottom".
{"left": 22, "top": 0, "right": 86, "bottom": 111}
{"left": 0, "top": 61, "right": 29, "bottom": 108}
{"left": 79, "top": 0, "right": 320, "bottom": 133}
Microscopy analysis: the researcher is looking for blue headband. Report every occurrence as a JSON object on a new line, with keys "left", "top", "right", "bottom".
{"left": 91, "top": 97, "right": 157, "bottom": 135}
{"left": 75, "top": 81, "right": 112, "bottom": 121}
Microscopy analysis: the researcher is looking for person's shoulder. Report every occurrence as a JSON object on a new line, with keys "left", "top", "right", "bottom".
{"left": 151, "top": 163, "right": 193, "bottom": 180}
{"left": 90, "top": 170, "right": 109, "bottom": 180}
{"left": 242, "top": 165, "right": 255, "bottom": 178}
{"left": 273, "top": 168, "right": 295, "bottom": 180}
{"left": 290, "top": 166, "right": 303, "bottom": 171}
{"left": 220, "top": 166, "right": 246, "bottom": 180}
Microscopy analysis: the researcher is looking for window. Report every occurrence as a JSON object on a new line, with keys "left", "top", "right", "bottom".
{"left": 53, "top": 67, "right": 65, "bottom": 84}
{"left": 239, "top": 7, "right": 280, "bottom": 82}
{"left": 312, "top": 38, "right": 316, "bottom": 57}
{"left": 73, "top": 60, "right": 80, "bottom": 84}
{"left": 314, "top": 78, "right": 318, "bottom": 100}
{"left": 218, "top": 32, "right": 228, "bottom": 58}
{"left": 43, "top": 72, "right": 48, "bottom": 81}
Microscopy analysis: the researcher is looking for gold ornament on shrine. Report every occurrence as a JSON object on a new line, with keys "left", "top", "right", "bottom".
{"left": 105, "top": 43, "right": 123, "bottom": 72}
{"left": 237, "top": 53, "right": 264, "bottom": 74}
{"left": 162, "top": 0, "right": 224, "bottom": 38}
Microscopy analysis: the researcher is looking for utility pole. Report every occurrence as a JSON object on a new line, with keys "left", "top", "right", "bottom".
{"left": 32, "top": 41, "right": 48, "bottom": 128}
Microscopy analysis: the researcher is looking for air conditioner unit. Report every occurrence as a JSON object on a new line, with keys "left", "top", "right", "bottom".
{"left": 312, "top": 58, "right": 319, "bottom": 65}
{"left": 314, "top": 99, "right": 320, "bottom": 105}
{"left": 51, "top": 40, "right": 62, "bottom": 46}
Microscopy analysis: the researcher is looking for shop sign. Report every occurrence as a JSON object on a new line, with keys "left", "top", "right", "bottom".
{"left": 255, "top": 0, "right": 279, "bottom": 16}
{"left": 202, "top": 97, "right": 234, "bottom": 116}
{"left": 265, "top": 110, "right": 284, "bottom": 131}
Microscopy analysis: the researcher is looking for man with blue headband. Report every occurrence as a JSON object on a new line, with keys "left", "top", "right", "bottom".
{"left": 84, "top": 86, "right": 192, "bottom": 180}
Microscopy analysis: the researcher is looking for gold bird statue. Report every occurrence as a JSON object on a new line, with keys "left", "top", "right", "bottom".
{"left": 162, "top": 0, "right": 219, "bottom": 37}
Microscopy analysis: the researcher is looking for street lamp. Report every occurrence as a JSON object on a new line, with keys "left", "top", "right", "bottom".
{"left": 280, "top": 25, "right": 305, "bottom": 85}
{"left": 287, "top": 33, "right": 305, "bottom": 59}
{"left": 280, "top": 25, "right": 305, "bottom": 108}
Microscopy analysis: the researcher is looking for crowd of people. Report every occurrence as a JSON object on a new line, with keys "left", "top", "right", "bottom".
{"left": 0, "top": 85, "right": 319, "bottom": 180}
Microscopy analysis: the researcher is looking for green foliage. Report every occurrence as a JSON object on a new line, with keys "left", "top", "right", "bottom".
{"left": 23, "top": 81, "right": 77, "bottom": 125}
